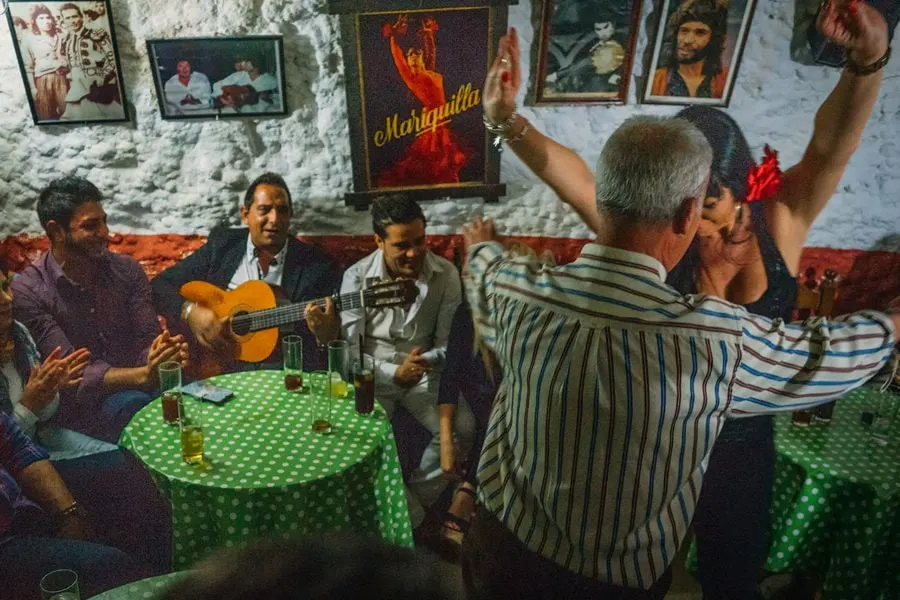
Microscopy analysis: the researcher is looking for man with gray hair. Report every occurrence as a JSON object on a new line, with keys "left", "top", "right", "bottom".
{"left": 459, "top": 115, "right": 899, "bottom": 599}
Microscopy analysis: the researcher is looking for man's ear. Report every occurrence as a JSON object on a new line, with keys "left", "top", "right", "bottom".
{"left": 46, "top": 220, "right": 65, "bottom": 245}
{"left": 673, "top": 197, "right": 700, "bottom": 236}
{"left": 374, "top": 234, "right": 385, "bottom": 250}
{"left": 239, "top": 205, "right": 250, "bottom": 226}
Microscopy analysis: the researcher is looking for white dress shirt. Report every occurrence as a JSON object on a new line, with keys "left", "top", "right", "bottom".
{"left": 212, "top": 71, "right": 281, "bottom": 113}
{"left": 228, "top": 234, "right": 287, "bottom": 290}
{"left": 467, "top": 240, "right": 897, "bottom": 589}
{"left": 163, "top": 71, "right": 212, "bottom": 114}
{"left": 340, "top": 249, "right": 461, "bottom": 388}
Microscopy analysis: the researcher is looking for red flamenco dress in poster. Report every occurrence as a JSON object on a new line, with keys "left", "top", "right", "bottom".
{"left": 370, "top": 14, "right": 483, "bottom": 188}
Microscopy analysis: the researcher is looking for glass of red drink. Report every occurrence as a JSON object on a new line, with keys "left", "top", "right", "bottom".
{"left": 159, "top": 361, "right": 182, "bottom": 425}
{"left": 353, "top": 356, "right": 375, "bottom": 415}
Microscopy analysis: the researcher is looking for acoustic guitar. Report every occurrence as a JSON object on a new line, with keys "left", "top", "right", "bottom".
{"left": 179, "top": 278, "right": 418, "bottom": 364}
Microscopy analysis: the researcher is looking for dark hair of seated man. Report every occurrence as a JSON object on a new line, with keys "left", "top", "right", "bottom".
{"left": 370, "top": 194, "right": 427, "bottom": 239}
{"left": 160, "top": 533, "right": 463, "bottom": 600}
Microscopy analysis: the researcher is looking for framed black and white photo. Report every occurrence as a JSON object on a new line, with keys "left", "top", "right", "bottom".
{"left": 5, "top": 0, "right": 129, "bottom": 125}
{"left": 644, "top": 0, "right": 757, "bottom": 106}
{"left": 146, "top": 36, "right": 287, "bottom": 120}
{"left": 534, "top": 0, "right": 643, "bottom": 104}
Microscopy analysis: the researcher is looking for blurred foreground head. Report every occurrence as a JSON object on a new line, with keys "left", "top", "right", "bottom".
{"left": 160, "top": 533, "right": 462, "bottom": 600}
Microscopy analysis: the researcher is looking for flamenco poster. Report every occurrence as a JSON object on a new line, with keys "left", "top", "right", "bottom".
{"left": 329, "top": 1, "right": 510, "bottom": 209}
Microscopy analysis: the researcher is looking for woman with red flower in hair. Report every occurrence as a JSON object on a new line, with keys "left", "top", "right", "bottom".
{"left": 479, "top": 0, "right": 889, "bottom": 596}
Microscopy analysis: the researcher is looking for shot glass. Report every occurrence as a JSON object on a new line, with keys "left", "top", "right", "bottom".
{"left": 179, "top": 396, "right": 205, "bottom": 464}
{"left": 282, "top": 335, "right": 304, "bottom": 393}
{"left": 40, "top": 569, "right": 80, "bottom": 600}
{"left": 158, "top": 361, "right": 182, "bottom": 425}
{"left": 309, "top": 370, "right": 332, "bottom": 434}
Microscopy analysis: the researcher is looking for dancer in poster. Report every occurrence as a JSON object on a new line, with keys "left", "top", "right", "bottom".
{"left": 378, "top": 14, "right": 470, "bottom": 187}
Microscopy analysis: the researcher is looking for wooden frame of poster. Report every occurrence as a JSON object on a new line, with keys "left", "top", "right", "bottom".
{"left": 327, "top": 0, "right": 516, "bottom": 210}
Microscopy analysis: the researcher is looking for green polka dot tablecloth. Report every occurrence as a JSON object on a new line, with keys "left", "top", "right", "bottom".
{"left": 685, "top": 386, "right": 900, "bottom": 600}
{"left": 119, "top": 370, "right": 413, "bottom": 570}
{"left": 765, "top": 387, "right": 900, "bottom": 600}
{"left": 88, "top": 572, "right": 186, "bottom": 600}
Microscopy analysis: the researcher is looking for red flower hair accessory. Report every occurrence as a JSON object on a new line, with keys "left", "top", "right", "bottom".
{"left": 746, "top": 145, "right": 783, "bottom": 202}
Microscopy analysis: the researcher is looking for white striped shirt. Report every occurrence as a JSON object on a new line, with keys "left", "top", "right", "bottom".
{"left": 466, "top": 241, "right": 897, "bottom": 590}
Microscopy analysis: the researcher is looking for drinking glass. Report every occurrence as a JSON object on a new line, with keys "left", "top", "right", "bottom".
{"left": 328, "top": 340, "right": 350, "bottom": 399}
{"left": 282, "top": 335, "right": 304, "bottom": 392}
{"left": 179, "top": 396, "right": 205, "bottom": 464}
{"left": 814, "top": 401, "right": 836, "bottom": 424}
{"left": 158, "top": 361, "right": 182, "bottom": 425}
{"left": 791, "top": 409, "right": 813, "bottom": 427}
{"left": 871, "top": 392, "right": 898, "bottom": 446}
{"left": 40, "top": 569, "right": 80, "bottom": 600}
{"left": 309, "top": 370, "right": 332, "bottom": 434}
{"left": 353, "top": 356, "right": 375, "bottom": 415}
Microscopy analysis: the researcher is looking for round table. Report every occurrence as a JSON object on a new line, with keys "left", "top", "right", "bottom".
{"left": 88, "top": 572, "right": 185, "bottom": 600}
{"left": 766, "top": 387, "right": 899, "bottom": 599}
{"left": 120, "top": 370, "right": 412, "bottom": 570}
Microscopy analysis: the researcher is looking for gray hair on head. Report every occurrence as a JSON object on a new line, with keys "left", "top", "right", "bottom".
{"left": 595, "top": 115, "right": 712, "bottom": 224}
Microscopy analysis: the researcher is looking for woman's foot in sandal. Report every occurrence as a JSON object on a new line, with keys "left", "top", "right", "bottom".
{"left": 440, "top": 483, "right": 477, "bottom": 554}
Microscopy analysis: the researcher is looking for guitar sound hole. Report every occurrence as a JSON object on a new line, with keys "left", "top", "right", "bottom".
{"left": 231, "top": 311, "right": 251, "bottom": 336}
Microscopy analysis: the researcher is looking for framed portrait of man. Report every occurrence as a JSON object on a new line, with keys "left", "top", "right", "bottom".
{"left": 4, "top": 0, "right": 129, "bottom": 125}
{"left": 534, "top": 0, "right": 643, "bottom": 104}
{"left": 146, "top": 36, "right": 287, "bottom": 120}
{"left": 327, "top": 0, "right": 510, "bottom": 210}
{"left": 643, "top": 0, "right": 758, "bottom": 106}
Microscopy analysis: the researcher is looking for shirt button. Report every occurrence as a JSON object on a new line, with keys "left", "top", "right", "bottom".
{"left": 90, "top": 308, "right": 96, "bottom": 314}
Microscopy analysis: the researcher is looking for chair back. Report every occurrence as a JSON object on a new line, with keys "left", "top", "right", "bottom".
{"left": 794, "top": 268, "right": 839, "bottom": 319}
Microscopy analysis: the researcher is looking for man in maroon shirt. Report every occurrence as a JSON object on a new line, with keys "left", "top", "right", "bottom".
{"left": 12, "top": 176, "right": 186, "bottom": 442}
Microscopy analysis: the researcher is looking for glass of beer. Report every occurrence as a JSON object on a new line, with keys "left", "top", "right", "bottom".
{"left": 353, "top": 356, "right": 375, "bottom": 415}
{"left": 158, "top": 361, "right": 182, "bottom": 425}
{"left": 282, "top": 335, "right": 304, "bottom": 392}
{"left": 309, "top": 370, "right": 332, "bottom": 434}
{"left": 328, "top": 340, "right": 350, "bottom": 398}
{"left": 179, "top": 396, "right": 205, "bottom": 464}
{"left": 40, "top": 569, "right": 80, "bottom": 600}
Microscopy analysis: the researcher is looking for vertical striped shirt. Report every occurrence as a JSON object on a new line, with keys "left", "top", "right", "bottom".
{"left": 466, "top": 241, "right": 897, "bottom": 590}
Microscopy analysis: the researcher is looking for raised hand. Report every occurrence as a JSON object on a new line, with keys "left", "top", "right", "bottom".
{"left": 60, "top": 347, "right": 91, "bottom": 389}
{"left": 20, "top": 347, "right": 69, "bottom": 414}
{"left": 818, "top": 0, "right": 888, "bottom": 64}
{"left": 383, "top": 13, "right": 408, "bottom": 38}
{"left": 484, "top": 27, "right": 522, "bottom": 123}
{"left": 462, "top": 217, "right": 498, "bottom": 251}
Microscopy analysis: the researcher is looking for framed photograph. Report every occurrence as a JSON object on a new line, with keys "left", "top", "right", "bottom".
{"left": 146, "top": 36, "right": 287, "bottom": 120}
{"left": 327, "top": 0, "right": 510, "bottom": 210}
{"left": 643, "top": 0, "right": 758, "bottom": 106}
{"left": 533, "top": 0, "right": 643, "bottom": 104}
{"left": 4, "top": 0, "right": 129, "bottom": 125}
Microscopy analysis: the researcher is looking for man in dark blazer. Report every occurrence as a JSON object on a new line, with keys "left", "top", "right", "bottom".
{"left": 152, "top": 173, "right": 343, "bottom": 372}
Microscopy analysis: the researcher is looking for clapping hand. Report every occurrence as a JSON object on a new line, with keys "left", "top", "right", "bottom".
{"left": 818, "top": 0, "right": 889, "bottom": 65}
{"left": 484, "top": 27, "right": 522, "bottom": 124}
{"left": 147, "top": 329, "right": 189, "bottom": 376}
{"left": 20, "top": 347, "right": 70, "bottom": 414}
{"left": 393, "top": 347, "right": 431, "bottom": 388}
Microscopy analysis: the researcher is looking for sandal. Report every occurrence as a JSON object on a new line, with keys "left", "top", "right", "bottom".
{"left": 440, "top": 485, "right": 477, "bottom": 553}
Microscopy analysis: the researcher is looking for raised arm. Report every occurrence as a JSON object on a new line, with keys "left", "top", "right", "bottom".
{"left": 484, "top": 28, "right": 602, "bottom": 233}
{"left": 768, "top": 0, "right": 889, "bottom": 271}
{"left": 731, "top": 308, "right": 898, "bottom": 415}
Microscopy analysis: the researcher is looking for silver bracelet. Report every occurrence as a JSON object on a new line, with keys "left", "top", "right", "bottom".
{"left": 181, "top": 301, "right": 195, "bottom": 322}
{"left": 483, "top": 109, "right": 526, "bottom": 147}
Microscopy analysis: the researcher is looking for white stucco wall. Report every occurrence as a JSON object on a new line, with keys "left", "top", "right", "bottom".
{"left": 0, "top": 0, "right": 897, "bottom": 249}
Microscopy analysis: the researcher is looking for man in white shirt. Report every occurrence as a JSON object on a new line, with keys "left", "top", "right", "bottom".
{"left": 341, "top": 196, "right": 473, "bottom": 529}
{"left": 212, "top": 57, "right": 281, "bottom": 114}
{"left": 163, "top": 60, "right": 212, "bottom": 116}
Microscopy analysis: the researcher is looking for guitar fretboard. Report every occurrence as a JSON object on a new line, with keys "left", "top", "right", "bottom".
{"left": 231, "top": 292, "right": 364, "bottom": 333}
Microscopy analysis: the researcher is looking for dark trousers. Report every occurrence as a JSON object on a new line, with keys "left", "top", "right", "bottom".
{"left": 461, "top": 507, "right": 672, "bottom": 600}
{"left": 693, "top": 416, "right": 775, "bottom": 600}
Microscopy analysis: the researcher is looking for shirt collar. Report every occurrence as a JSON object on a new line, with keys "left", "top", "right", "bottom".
{"left": 576, "top": 243, "right": 668, "bottom": 281}
{"left": 246, "top": 232, "right": 288, "bottom": 266}
{"left": 44, "top": 249, "right": 109, "bottom": 285}
{"left": 364, "top": 248, "right": 444, "bottom": 282}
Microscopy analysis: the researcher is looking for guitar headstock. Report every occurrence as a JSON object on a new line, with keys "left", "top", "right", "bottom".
{"left": 362, "top": 278, "right": 419, "bottom": 309}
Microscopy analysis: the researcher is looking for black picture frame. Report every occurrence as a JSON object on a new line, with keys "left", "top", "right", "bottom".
{"left": 146, "top": 36, "right": 288, "bottom": 120}
{"left": 533, "top": 0, "right": 643, "bottom": 104}
{"left": 327, "top": 0, "right": 515, "bottom": 210}
{"left": 643, "top": 0, "right": 758, "bottom": 107}
{"left": 5, "top": 0, "right": 129, "bottom": 125}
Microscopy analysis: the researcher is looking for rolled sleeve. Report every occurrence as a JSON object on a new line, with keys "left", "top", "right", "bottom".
{"left": 0, "top": 414, "right": 48, "bottom": 475}
{"left": 464, "top": 241, "right": 506, "bottom": 354}
{"left": 731, "top": 310, "right": 897, "bottom": 415}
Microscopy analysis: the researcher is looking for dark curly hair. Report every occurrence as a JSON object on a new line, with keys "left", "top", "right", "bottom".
{"left": 665, "top": 0, "right": 729, "bottom": 77}
{"left": 371, "top": 195, "right": 426, "bottom": 239}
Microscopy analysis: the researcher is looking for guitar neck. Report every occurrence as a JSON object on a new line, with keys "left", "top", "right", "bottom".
{"left": 243, "top": 292, "right": 364, "bottom": 333}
